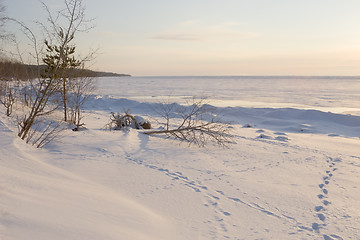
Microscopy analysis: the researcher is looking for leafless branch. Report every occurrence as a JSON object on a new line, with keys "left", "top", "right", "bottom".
{"left": 146, "top": 98, "right": 233, "bottom": 147}
{"left": 0, "top": 80, "right": 16, "bottom": 116}
{"left": 23, "top": 118, "right": 65, "bottom": 148}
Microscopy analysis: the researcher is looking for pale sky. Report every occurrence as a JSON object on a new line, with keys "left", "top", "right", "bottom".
{"left": 5, "top": 0, "right": 360, "bottom": 76}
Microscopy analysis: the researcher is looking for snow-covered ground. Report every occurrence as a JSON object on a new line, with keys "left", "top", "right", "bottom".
{"left": 1, "top": 76, "right": 360, "bottom": 239}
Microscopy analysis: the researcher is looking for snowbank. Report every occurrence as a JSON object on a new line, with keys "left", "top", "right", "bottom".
{"left": 0, "top": 117, "right": 178, "bottom": 240}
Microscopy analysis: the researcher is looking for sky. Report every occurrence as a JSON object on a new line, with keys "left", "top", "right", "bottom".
{"left": 4, "top": 0, "right": 360, "bottom": 76}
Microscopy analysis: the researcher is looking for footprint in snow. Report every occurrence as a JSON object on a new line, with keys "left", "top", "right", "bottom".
{"left": 312, "top": 222, "right": 320, "bottom": 232}
{"left": 257, "top": 134, "right": 272, "bottom": 139}
{"left": 315, "top": 206, "right": 325, "bottom": 212}
{"left": 323, "top": 234, "right": 344, "bottom": 240}
{"left": 317, "top": 213, "right": 326, "bottom": 221}
{"left": 216, "top": 190, "right": 225, "bottom": 196}
{"left": 274, "top": 132, "right": 287, "bottom": 135}
{"left": 317, "top": 194, "right": 325, "bottom": 199}
{"left": 210, "top": 194, "right": 220, "bottom": 200}
{"left": 222, "top": 211, "right": 231, "bottom": 216}
{"left": 275, "top": 136, "right": 289, "bottom": 142}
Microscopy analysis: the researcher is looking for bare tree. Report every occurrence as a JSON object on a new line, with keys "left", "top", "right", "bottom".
{"left": 40, "top": 0, "right": 95, "bottom": 122}
{"left": 0, "top": 80, "right": 15, "bottom": 116}
{"left": 2, "top": 16, "right": 52, "bottom": 141}
{"left": 0, "top": 2, "right": 16, "bottom": 117}
{"left": 67, "top": 72, "right": 95, "bottom": 131}
{"left": 14, "top": 0, "right": 95, "bottom": 142}
{"left": 0, "top": 0, "right": 8, "bottom": 41}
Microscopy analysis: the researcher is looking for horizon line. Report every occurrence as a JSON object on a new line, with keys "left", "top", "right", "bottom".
{"left": 122, "top": 75, "right": 360, "bottom": 78}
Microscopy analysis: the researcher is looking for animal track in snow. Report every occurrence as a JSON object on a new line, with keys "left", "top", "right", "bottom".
{"left": 126, "top": 152, "right": 235, "bottom": 237}
{"left": 315, "top": 206, "right": 324, "bottom": 212}
{"left": 317, "top": 194, "right": 325, "bottom": 199}
{"left": 311, "top": 156, "right": 343, "bottom": 239}
{"left": 317, "top": 213, "right": 326, "bottom": 221}
{"left": 312, "top": 222, "right": 320, "bottom": 232}
{"left": 323, "top": 234, "right": 344, "bottom": 240}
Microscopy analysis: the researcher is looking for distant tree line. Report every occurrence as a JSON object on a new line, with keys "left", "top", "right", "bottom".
{"left": 0, "top": 60, "right": 130, "bottom": 80}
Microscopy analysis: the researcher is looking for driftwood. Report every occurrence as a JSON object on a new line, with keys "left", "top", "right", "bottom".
{"left": 146, "top": 99, "right": 232, "bottom": 147}
{"left": 105, "top": 112, "right": 140, "bottom": 130}
{"left": 105, "top": 112, "right": 151, "bottom": 130}
{"left": 143, "top": 121, "right": 231, "bottom": 147}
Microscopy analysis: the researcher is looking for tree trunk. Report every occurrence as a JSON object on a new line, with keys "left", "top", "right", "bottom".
{"left": 18, "top": 116, "right": 35, "bottom": 140}
{"left": 63, "top": 78, "right": 67, "bottom": 121}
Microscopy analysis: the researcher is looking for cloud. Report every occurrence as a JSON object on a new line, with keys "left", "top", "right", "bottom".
{"left": 150, "top": 33, "right": 202, "bottom": 41}
{"left": 150, "top": 21, "right": 260, "bottom": 42}
{"left": 97, "top": 31, "right": 129, "bottom": 38}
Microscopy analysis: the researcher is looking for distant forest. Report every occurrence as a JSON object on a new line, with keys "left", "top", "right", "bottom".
{"left": 0, "top": 60, "right": 130, "bottom": 80}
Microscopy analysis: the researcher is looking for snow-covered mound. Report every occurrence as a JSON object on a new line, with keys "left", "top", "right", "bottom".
{"left": 0, "top": 117, "right": 179, "bottom": 240}
{"left": 1, "top": 76, "right": 360, "bottom": 239}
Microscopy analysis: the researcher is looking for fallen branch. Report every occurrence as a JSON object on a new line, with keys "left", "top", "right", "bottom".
{"left": 144, "top": 121, "right": 231, "bottom": 147}
{"left": 146, "top": 98, "right": 232, "bottom": 147}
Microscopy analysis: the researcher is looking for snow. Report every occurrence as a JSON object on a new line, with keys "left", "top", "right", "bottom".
{"left": 1, "top": 76, "right": 360, "bottom": 239}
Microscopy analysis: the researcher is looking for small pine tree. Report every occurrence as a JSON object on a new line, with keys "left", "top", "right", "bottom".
{"left": 42, "top": 33, "right": 81, "bottom": 122}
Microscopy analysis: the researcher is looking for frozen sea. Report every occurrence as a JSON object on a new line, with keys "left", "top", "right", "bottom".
{"left": 96, "top": 76, "right": 360, "bottom": 116}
